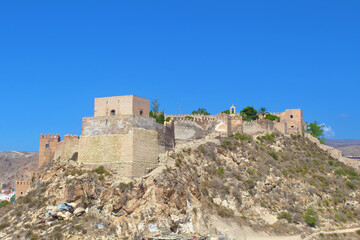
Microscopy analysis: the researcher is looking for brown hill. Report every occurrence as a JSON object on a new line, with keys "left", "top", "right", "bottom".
{"left": 1, "top": 134, "right": 360, "bottom": 239}
{"left": 0, "top": 151, "right": 38, "bottom": 189}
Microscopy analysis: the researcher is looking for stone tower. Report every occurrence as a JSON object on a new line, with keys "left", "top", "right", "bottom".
{"left": 38, "top": 134, "right": 60, "bottom": 167}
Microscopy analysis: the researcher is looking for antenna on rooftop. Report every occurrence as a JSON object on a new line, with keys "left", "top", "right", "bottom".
{"left": 178, "top": 103, "right": 181, "bottom": 115}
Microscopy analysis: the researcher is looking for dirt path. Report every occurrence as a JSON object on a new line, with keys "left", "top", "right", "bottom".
{"left": 303, "top": 226, "right": 360, "bottom": 240}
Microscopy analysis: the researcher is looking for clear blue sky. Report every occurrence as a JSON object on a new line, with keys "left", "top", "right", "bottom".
{"left": 1, "top": 1, "right": 359, "bottom": 151}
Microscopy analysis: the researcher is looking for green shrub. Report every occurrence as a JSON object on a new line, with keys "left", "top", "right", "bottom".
{"left": 217, "top": 167, "right": 224, "bottom": 176}
{"left": 346, "top": 181, "right": 356, "bottom": 190}
{"left": 263, "top": 133, "right": 275, "bottom": 142}
{"left": 156, "top": 112, "right": 165, "bottom": 124}
{"left": 95, "top": 165, "right": 106, "bottom": 174}
{"left": 221, "top": 140, "right": 232, "bottom": 147}
{"left": 328, "top": 160, "right": 334, "bottom": 166}
{"left": 268, "top": 151, "right": 278, "bottom": 160}
{"left": 241, "top": 215, "right": 247, "bottom": 220}
{"left": 198, "top": 145, "right": 205, "bottom": 153}
{"left": 265, "top": 114, "right": 280, "bottom": 122}
{"left": 277, "top": 211, "right": 292, "bottom": 223}
{"left": 356, "top": 230, "right": 360, "bottom": 235}
{"left": 165, "top": 117, "right": 171, "bottom": 122}
{"left": 185, "top": 116, "right": 194, "bottom": 120}
{"left": 119, "top": 182, "right": 133, "bottom": 191}
{"left": 334, "top": 169, "right": 345, "bottom": 175}
{"left": 234, "top": 133, "right": 251, "bottom": 141}
{"left": 304, "top": 207, "right": 317, "bottom": 227}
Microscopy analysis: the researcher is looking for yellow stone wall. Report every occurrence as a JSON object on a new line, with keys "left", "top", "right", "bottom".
{"left": 54, "top": 140, "right": 79, "bottom": 162}
{"left": 132, "top": 128, "right": 159, "bottom": 177}
{"left": 78, "top": 134, "right": 133, "bottom": 164}
{"left": 78, "top": 128, "right": 159, "bottom": 178}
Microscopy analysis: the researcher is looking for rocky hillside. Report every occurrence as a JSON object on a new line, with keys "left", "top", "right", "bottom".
{"left": 0, "top": 151, "right": 38, "bottom": 189}
{"left": 1, "top": 134, "right": 360, "bottom": 239}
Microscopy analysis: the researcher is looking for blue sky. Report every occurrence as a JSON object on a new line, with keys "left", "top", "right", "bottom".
{"left": 0, "top": 1, "right": 359, "bottom": 151}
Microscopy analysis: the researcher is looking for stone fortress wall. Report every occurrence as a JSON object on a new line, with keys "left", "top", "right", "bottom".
{"left": 35, "top": 95, "right": 356, "bottom": 182}
{"left": 165, "top": 108, "right": 306, "bottom": 142}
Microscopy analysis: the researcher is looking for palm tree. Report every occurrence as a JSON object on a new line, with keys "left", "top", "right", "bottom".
{"left": 258, "top": 107, "right": 268, "bottom": 116}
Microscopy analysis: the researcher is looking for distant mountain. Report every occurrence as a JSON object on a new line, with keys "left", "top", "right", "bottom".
{"left": 0, "top": 151, "right": 38, "bottom": 189}
{"left": 325, "top": 139, "right": 360, "bottom": 157}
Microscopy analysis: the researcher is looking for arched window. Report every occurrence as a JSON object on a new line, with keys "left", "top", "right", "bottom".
{"left": 110, "top": 110, "right": 116, "bottom": 116}
{"left": 290, "top": 115, "right": 293, "bottom": 118}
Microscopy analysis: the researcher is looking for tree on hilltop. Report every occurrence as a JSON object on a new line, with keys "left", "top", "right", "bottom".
{"left": 307, "top": 121, "right": 325, "bottom": 144}
{"left": 221, "top": 109, "right": 230, "bottom": 115}
{"left": 151, "top": 98, "right": 160, "bottom": 114}
{"left": 258, "top": 107, "right": 268, "bottom": 116}
{"left": 240, "top": 106, "right": 258, "bottom": 121}
{"left": 149, "top": 98, "right": 165, "bottom": 124}
{"left": 192, "top": 108, "right": 210, "bottom": 115}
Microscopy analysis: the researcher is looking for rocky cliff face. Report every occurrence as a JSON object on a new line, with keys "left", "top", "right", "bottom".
{"left": 1, "top": 134, "right": 360, "bottom": 239}
{"left": 0, "top": 151, "right": 38, "bottom": 189}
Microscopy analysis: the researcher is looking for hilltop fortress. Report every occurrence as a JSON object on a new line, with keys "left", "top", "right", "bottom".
{"left": 14, "top": 94, "right": 359, "bottom": 199}
{"left": 37, "top": 95, "right": 306, "bottom": 177}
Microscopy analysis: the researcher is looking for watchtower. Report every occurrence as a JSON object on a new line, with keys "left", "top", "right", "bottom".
{"left": 39, "top": 134, "right": 61, "bottom": 167}
{"left": 15, "top": 181, "right": 31, "bottom": 200}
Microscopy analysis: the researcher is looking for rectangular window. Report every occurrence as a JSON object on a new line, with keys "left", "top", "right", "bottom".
{"left": 46, "top": 144, "right": 49, "bottom": 149}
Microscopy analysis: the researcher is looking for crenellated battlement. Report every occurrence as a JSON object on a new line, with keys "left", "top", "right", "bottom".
{"left": 16, "top": 181, "right": 31, "bottom": 185}
{"left": 40, "top": 133, "right": 61, "bottom": 140}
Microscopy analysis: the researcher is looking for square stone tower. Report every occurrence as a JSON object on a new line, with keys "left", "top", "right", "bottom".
{"left": 38, "top": 134, "right": 61, "bottom": 167}
{"left": 94, "top": 95, "right": 149, "bottom": 117}
{"left": 79, "top": 95, "right": 159, "bottom": 178}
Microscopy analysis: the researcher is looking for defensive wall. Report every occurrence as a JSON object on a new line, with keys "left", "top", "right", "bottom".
{"left": 40, "top": 134, "right": 79, "bottom": 167}
{"left": 38, "top": 96, "right": 311, "bottom": 180}
{"left": 164, "top": 108, "right": 305, "bottom": 142}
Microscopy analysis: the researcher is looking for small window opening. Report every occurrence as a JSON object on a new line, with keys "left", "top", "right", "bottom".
{"left": 110, "top": 110, "right": 116, "bottom": 115}
{"left": 291, "top": 126, "right": 294, "bottom": 128}
{"left": 290, "top": 115, "right": 293, "bottom": 118}
{"left": 45, "top": 144, "right": 49, "bottom": 149}
{"left": 21, "top": 192, "right": 23, "bottom": 194}
{"left": 140, "top": 110, "right": 143, "bottom": 116}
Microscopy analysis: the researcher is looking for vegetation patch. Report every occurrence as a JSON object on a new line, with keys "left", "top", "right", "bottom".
{"left": 277, "top": 211, "right": 292, "bottom": 223}
{"left": 304, "top": 207, "right": 317, "bottom": 227}
{"left": 268, "top": 151, "right": 278, "bottom": 160}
